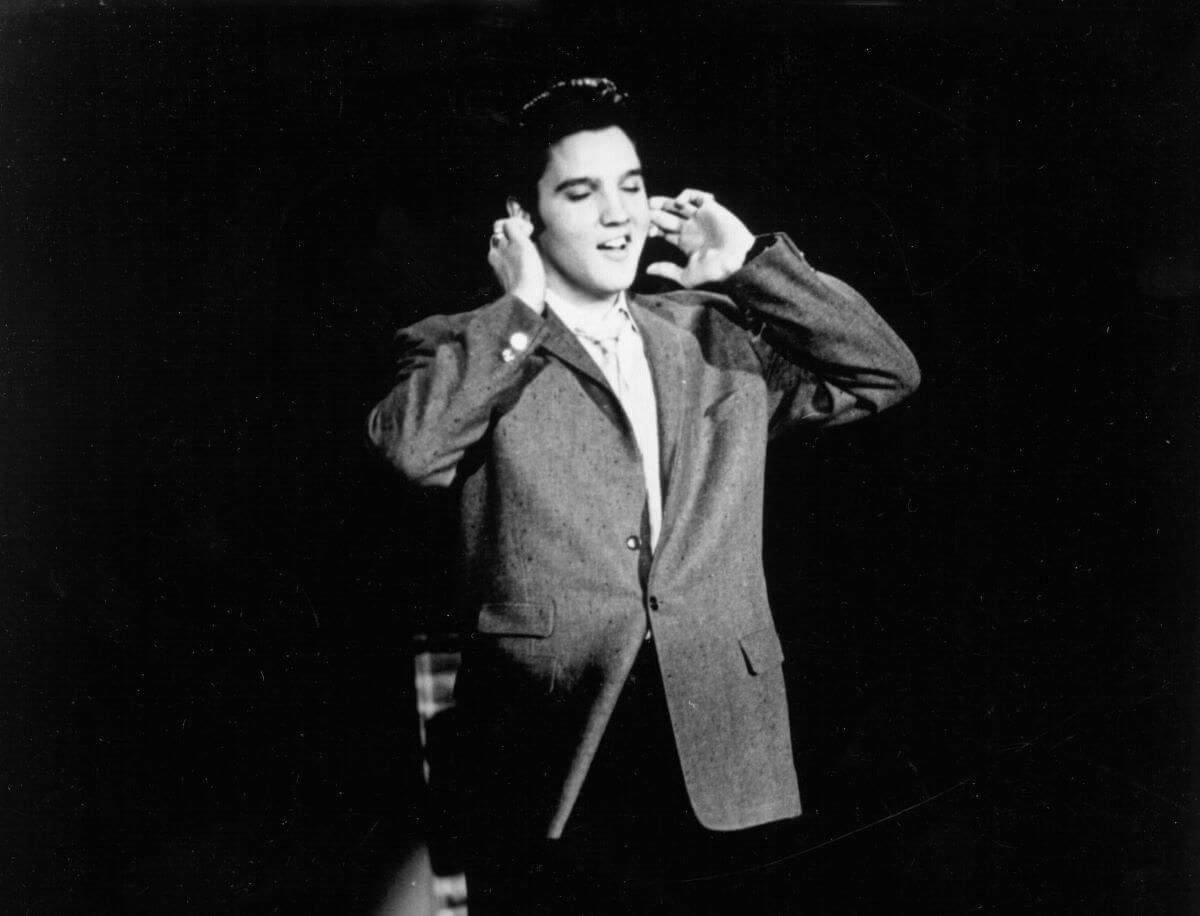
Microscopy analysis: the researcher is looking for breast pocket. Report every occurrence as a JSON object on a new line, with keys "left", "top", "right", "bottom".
{"left": 702, "top": 388, "right": 748, "bottom": 424}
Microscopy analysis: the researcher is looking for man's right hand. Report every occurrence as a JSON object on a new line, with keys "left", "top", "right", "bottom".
{"left": 487, "top": 211, "right": 545, "bottom": 314}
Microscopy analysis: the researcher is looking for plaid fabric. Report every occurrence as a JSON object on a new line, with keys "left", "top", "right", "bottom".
{"left": 432, "top": 874, "right": 467, "bottom": 916}
{"left": 413, "top": 633, "right": 466, "bottom": 914}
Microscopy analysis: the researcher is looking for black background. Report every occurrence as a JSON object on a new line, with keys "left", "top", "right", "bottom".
{"left": 2, "top": 1, "right": 1197, "bottom": 912}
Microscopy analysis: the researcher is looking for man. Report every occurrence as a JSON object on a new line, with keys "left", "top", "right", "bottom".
{"left": 368, "top": 78, "right": 919, "bottom": 913}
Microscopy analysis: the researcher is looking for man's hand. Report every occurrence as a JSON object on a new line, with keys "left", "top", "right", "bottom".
{"left": 646, "top": 189, "right": 756, "bottom": 287}
{"left": 488, "top": 204, "right": 546, "bottom": 313}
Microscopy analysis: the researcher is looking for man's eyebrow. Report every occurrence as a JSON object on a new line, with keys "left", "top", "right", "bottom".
{"left": 552, "top": 169, "right": 644, "bottom": 194}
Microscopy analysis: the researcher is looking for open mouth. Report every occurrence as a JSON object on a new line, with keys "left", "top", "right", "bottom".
{"left": 597, "top": 235, "right": 632, "bottom": 253}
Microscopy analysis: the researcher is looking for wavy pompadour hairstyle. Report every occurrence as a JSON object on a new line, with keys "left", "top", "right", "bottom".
{"left": 506, "top": 77, "right": 640, "bottom": 233}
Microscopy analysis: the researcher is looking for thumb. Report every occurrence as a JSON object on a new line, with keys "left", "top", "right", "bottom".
{"left": 645, "top": 261, "right": 685, "bottom": 285}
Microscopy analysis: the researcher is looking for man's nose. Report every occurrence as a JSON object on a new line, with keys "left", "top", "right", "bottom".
{"left": 599, "top": 192, "right": 631, "bottom": 225}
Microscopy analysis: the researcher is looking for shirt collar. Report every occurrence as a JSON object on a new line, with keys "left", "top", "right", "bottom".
{"left": 544, "top": 289, "right": 637, "bottom": 341}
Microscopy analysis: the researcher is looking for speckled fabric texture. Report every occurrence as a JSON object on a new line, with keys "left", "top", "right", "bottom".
{"left": 369, "top": 233, "right": 919, "bottom": 839}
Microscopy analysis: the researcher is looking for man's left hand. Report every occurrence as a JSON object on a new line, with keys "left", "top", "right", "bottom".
{"left": 646, "top": 189, "right": 756, "bottom": 287}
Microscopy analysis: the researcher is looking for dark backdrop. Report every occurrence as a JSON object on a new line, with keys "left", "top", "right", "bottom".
{"left": 2, "top": 1, "right": 1197, "bottom": 912}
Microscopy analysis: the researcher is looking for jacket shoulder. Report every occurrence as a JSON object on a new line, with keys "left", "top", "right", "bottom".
{"left": 392, "top": 294, "right": 539, "bottom": 348}
{"left": 632, "top": 287, "right": 742, "bottom": 337}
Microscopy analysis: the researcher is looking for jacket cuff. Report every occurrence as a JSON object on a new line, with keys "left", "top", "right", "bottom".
{"left": 720, "top": 232, "right": 818, "bottom": 328}
{"left": 742, "top": 233, "right": 778, "bottom": 265}
{"left": 734, "top": 232, "right": 810, "bottom": 278}
{"left": 478, "top": 293, "right": 551, "bottom": 365}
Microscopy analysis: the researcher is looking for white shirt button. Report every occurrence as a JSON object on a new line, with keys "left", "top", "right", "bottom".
{"left": 509, "top": 331, "right": 530, "bottom": 353}
{"left": 500, "top": 347, "right": 515, "bottom": 363}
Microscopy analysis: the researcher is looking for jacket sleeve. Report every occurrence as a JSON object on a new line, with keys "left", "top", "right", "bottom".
{"left": 719, "top": 232, "right": 920, "bottom": 431}
{"left": 367, "top": 294, "right": 550, "bottom": 487}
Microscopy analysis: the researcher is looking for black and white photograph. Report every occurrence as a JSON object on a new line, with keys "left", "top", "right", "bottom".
{"left": 2, "top": 1, "right": 1197, "bottom": 912}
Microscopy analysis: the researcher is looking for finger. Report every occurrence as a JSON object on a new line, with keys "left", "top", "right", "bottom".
{"left": 645, "top": 261, "right": 685, "bottom": 284}
{"left": 650, "top": 196, "right": 698, "bottom": 219}
{"left": 649, "top": 209, "right": 684, "bottom": 234}
{"left": 665, "top": 199, "right": 699, "bottom": 219}
{"left": 647, "top": 224, "right": 681, "bottom": 249}
{"left": 490, "top": 232, "right": 505, "bottom": 249}
{"left": 493, "top": 219, "right": 506, "bottom": 234}
{"left": 503, "top": 218, "right": 534, "bottom": 241}
{"left": 654, "top": 195, "right": 697, "bottom": 217}
{"left": 678, "top": 188, "right": 714, "bottom": 208}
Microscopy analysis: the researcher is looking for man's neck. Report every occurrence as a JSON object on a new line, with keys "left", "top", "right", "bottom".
{"left": 544, "top": 286, "right": 625, "bottom": 322}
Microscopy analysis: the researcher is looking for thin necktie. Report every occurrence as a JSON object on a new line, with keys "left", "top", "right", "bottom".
{"left": 575, "top": 307, "right": 629, "bottom": 397}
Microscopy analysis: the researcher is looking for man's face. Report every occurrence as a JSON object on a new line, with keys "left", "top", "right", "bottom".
{"left": 534, "top": 125, "right": 649, "bottom": 308}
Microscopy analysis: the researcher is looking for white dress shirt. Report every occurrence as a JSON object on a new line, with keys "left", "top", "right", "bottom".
{"left": 544, "top": 290, "right": 662, "bottom": 551}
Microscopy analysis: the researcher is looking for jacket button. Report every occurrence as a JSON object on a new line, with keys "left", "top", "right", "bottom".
{"left": 625, "top": 535, "right": 640, "bottom": 551}
{"left": 648, "top": 596, "right": 660, "bottom": 611}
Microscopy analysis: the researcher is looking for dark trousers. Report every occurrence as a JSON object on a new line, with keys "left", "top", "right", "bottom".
{"left": 464, "top": 639, "right": 800, "bottom": 915}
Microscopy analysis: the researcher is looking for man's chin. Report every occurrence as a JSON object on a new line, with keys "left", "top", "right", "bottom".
{"left": 601, "top": 264, "right": 640, "bottom": 294}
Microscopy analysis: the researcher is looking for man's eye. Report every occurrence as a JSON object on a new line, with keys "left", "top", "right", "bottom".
{"left": 621, "top": 183, "right": 644, "bottom": 194}
{"left": 566, "top": 191, "right": 591, "bottom": 202}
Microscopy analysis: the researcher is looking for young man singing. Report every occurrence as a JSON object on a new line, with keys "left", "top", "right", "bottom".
{"left": 368, "top": 77, "right": 919, "bottom": 913}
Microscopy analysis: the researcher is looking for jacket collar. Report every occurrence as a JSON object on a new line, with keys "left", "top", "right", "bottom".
{"left": 538, "top": 304, "right": 612, "bottom": 393}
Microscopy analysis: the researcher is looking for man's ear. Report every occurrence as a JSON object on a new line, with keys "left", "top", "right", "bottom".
{"left": 506, "top": 196, "right": 533, "bottom": 225}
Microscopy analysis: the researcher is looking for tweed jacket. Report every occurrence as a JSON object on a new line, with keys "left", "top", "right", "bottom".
{"left": 368, "top": 233, "right": 920, "bottom": 839}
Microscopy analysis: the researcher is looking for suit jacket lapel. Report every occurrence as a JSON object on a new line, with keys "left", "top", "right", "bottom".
{"left": 537, "top": 305, "right": 610, "bottom": 390}
{"left": 629, "top": 296, "right": 689, "bottom": 506}
{"left": 537, "top": 304, "right": 630, "bottom": 434}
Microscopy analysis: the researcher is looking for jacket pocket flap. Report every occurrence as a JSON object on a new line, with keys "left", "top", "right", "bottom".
{"left": 703, "top": 387, "right": 750, "bottom": 423}
{"left": 476, "top": 602, "right": 555, "bottom": 638}
{"left": 740, "top": 626, "right": 785, "bottom": 675}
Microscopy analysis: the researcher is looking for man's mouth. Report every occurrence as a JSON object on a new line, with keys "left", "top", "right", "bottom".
{"left": 597, "top": 235, "right": 632, "bottom": 256}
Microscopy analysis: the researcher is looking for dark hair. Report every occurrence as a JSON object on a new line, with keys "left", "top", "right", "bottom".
{"left": 507, "top": 77, "right": 639, "bottom": 232}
